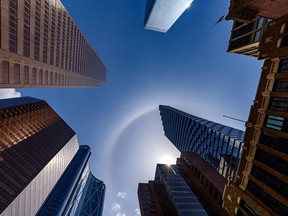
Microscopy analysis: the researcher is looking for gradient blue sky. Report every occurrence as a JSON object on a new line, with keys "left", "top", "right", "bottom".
{"left": 1, "top": 0, "right": 264, "bottom": 215}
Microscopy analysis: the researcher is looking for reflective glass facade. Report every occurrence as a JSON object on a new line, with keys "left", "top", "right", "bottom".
{"left": 159, "top": 105, "right": 244, "bottom": 180}
{"left": 0, "top": 0, "right": 106, "bottom": 88}
{"left": 154, "top": 164, "right": 208, "bottom": 216}
{"left": 0, "top": 97, "right": 105, "bottom": 216}
{"left": 38, "top": 145, "right": 105, "bottom": 216}
{"left": 144, "top": 0, "right": 193, "bottom": 33}
{"left": 0, "top": 97, "right": 77, "bottom": 215}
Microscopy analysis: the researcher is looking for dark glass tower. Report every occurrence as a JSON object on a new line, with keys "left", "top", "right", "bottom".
{"left": 159, "top": 105, "right": 244, "bottom": 180}
{"left": 0, "top": 97, "right": 105, "bottom": 216}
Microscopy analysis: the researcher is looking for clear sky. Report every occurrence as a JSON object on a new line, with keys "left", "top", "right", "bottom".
{"left": 0, "top": 0, "right": 264, "bottom": 215}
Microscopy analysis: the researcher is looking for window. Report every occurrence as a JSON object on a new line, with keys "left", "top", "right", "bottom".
{"left": 260, "top": 131, "right": 288, "bottom": 154}
{"left": 44, "top": 70, "right": 48, "bottom": 85}
{"left": 254, "top": 31, "right": 261, "bottom": 42}
{"left": 282, "top": 35, "right": 288, "bottom": 47}
{"left": 13, "top": 63, "right": 20, "bottom": 84}
{"left": 274, "top": 79, "right": 288, "bottom": 92}
{"left": 239, "top": 199, "right": 259, "bottom": 216}
{"left": 23, "top": 0, "right": 30, "bottom": 57}
{"left": 278, "top": 59, "right": 288, "bottom": 73}
{"left": 49, "top": 71, "right": 53, "bottom": 85}
{"left": 269, "top": 97, "right": 288, "bottom": 112}
{"left": 255, "top": 149, "right": 288, "bottom": 176}
{"left": 9, "top": 0, "right": 18, "bottom": 53}
{"left": 38, "top": 69, "right": 43, "bottom": 85}
{"left": 257, "top": 18, "right": 264, "bottom": 29}
{"left": 23, "top": 66, "right": 29, "bottom": 84}
{"left": 247, "top": 181, "right": 288, "bottom": 216}
{"left": 1, "top": 61, "right": 9, "bottom": 84}
{"left": 32, "top": 68, "right": 36, "bottom": 84}
{"left": 34, "top": 0, "right": 41, "bottom": 60}
{"left": 265, "top": 115, "right": 288, "bottom": 132}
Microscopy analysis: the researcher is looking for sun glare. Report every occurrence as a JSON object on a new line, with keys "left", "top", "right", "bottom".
{"left": 159, "top": 155, "right": 176, "bottom": 166}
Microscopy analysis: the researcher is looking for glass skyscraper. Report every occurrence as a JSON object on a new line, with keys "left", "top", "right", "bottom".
{"left": 159, "top": 105, "right": 244, "bottom": 180}
{"left": 144, "top": 0, "right": 193, "bottom": 33}
{"left": 0, "top": 97, "right": 105, "bottom": 216}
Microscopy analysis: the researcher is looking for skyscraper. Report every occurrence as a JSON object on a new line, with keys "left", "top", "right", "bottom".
{"left": 222, "top": 10, "right": 288, "bottom": 216}
{"left": 0, "top": 97, "right": 105, "bottom": 216}
{"left": 0, "top": 0, "right": 106, "bottom": 88}
{"left": 143, "top": 0, "right": 193, "bottom": 33}
{"left": 138, "top": 164, "right": 208, "bottom": 216}
{"left": 159, "top": 105, "right": 244, "bottom": 180}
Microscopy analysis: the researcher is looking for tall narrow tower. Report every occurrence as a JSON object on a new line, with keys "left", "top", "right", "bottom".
{"left": 159, "top": 105, "right": 244, "bottom": 180}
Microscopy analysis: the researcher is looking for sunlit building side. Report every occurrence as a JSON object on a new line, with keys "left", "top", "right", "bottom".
{"left": 0, "top": 97, "right": 105, "bottom": 216}
{"left": 159, "top": 105, "right": 244, "bottom": 180}
{"left": 0, "top": 0, "right": 106, "bottom": 88}
{"left": 223, "top": 13, "right": 288, "bottom": 216}
{"left": 144, "top": 0, "right": 193, "bottom": 33}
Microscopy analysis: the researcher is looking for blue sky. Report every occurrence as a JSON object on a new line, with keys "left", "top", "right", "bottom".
{"left": 0, "top": 0, "right": 264, "bottom": 215}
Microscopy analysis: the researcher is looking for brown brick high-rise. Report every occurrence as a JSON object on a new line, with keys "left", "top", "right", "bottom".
{"left": 0, "top": 0, "right": 106, "bottom": 88}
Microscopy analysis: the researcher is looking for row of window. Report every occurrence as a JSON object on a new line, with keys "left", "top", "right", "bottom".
{"left": 251, "top": 165, "right": 288, "bottom": 197}
{"left": 182, "top": 157, "right": 221, "bottom": 205}
{"left": 247, "top": 181, "right": 288, "bottom": 216}
{"left": 254, "top": 148, "right": 288, "bottom": 176}
{"left": 5, "top": 0, "right": 99, "bottom": 78}
{"left": 0, "top": 61, "right": 79, "bottom": 86}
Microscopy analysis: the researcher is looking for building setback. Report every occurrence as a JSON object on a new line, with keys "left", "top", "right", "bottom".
{"left": 223, "top": 11, "right": 288, "bottom": 216}
{"left": 143, "top": 0, "right": 193, "bottom": 33}
{"left": 159, "top": 105, "right": 244, "bottom": 180}
{"left": 0, "top": 0, "right": 106, "bottom": 88}
{"left": 0, "top": 97, "right": 105, "bottom": 216}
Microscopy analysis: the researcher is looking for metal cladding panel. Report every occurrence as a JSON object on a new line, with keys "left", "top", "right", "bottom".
{"left": 144, "top": 0, "right": 193, "bottom": 32}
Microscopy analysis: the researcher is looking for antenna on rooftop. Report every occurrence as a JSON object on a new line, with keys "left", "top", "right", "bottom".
{"left": 223, "top": 115, "right": 246, "bottom": 123}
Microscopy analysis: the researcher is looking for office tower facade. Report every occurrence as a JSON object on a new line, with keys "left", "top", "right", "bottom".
{"left": 159, "top": 105, "right": 244, "bottom": 180}
{"left": 223, "top": 13, "right": 288, "bottom": 216}
{"left": 0, "top": 0, "right": 106, "bottom": 88}
{"left": 144, "top": 0, "right": 193, "bottom": 33}
{"left": 138, "top": 181, "right": 164, "bottom": 216}
{"left": 227, "top": 17, "right": 269, "bottom": 57}
{"left": 37, "top": 145, "right": 105, "bottom": 216}
{"left": 138, "top": 164, "right": 208, "bottom": 216}
{"left": 0, "top": 97, "right": 105, "bottom": 216}
{"left": 227, "top": 0, "right": 288, "bottom": 22}
{"left": 176, "top": 152, "right": 228, "bottom": 216}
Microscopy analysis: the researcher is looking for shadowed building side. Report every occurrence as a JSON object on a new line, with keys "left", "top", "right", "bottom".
{"left": 0, "top": 0, "right": 106, "bottom": 88}
{"left": 227, "top": 17, "right": 270, "bottom": 57}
